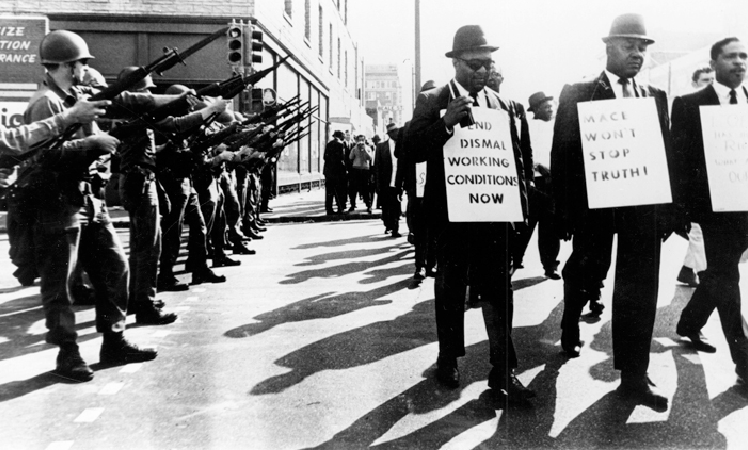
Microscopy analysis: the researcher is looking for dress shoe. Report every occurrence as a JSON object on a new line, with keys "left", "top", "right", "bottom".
{"left": 246, "top": 230, "right": 264, "bottom": 240}
{"left": 261, "top": 206, "right": 273, "bottom": 213}
{"left": 213, "top": 256, "right": 241, "bottom": 268}
{"left": 136, "top": 306, "right": 178, "bottom": 325}
{"left": 348, "top": 206, "right": 356, "bottom": 212}
{"left": 680, "top": 331, "right": 717, "bottom": 353}
{"left": 326, "top": 210, "right": 336, "bottom": 216}
{"left": 435, "top": 356, "right": 460, "bottom": 388}
{"left": 513, "top": 263, "right": 525, "bottom": 270}
{"left": 407, "top": 233, "right": 415, "bottom": 244}
{"left": 233, "top": 245, "right": 257, "bottom": 255}
{"left": 391, "top": 232, "right": 402, "bottom": 238}
{"left": 588, "top": 299, "right": 605, "bottom": 317}
{"left": 252, "top": 225, "right": 267, "bottom": 233}
{"left": 56, "top": 345, "right": 94, "bottom": 382}
{"left": 366, "top": 207, "right": 372, "bottom": 213}
{"left": 384, "top": 228, "right": 391, "bottom": 234}
{"left": 544, "top": 269, "right": 561, "bottom": 280}
{"left": 677, "top": 265, "right": 699, "bottom": 287}
{"left": 100, "top": 335, "right": 157, "bottom": 366}
{"left": 616, "top": 373, "right": 668, "bottom": 412}
{"left": 413, "top": 267, "right": 426, "bottom": 280}
{"left": 561, "top": 327, "right": 581, "bottom": 358}
{"left": 425, "top": 267, "right": 437, "bottom": 277}
{"left": 256, "top": 219, "right": 267, "bottom": 226}
{"left": 192, "top": 268, "right": 226, "bottom": 285}
{"left": 157, "top": 276, "right": 189, "bottom": 292}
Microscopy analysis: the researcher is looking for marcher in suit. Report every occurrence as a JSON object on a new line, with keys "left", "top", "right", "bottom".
{"left": 552, "top": 14, "right": 680, "bottom": 411}
{"left": 410, "top": 25, "right": 534, "bottom": 404}
{"left": 671, "top": 38, "right": 748, "bottom": 381}
{"left": 375, "top": 123, "right": 402, "bottom": 237}
{"left": 323, "top": 131, "right": 348, "bottom": 215}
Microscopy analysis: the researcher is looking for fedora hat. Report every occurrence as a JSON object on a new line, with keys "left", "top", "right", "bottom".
{"left": 445, "top": 25, "right": 499, "bottom": 58}
{"left": 602, "top": 13, "right": 654, "bottom": 44}
{"left": 528, "top": 91, "right": 554, "bottom": 112}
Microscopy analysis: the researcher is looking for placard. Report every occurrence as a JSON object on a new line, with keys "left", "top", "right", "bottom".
{"left": 700, "top": 105, "right": 748, "bottom": 211}
{"left": 415, "top": 161, "right": 426, "bottom": 198}
{"left": 577, "top": 97, "right": 671, "bottom": 208}
{"left": 442, "top": 107, "right": 523, "bottom": 222}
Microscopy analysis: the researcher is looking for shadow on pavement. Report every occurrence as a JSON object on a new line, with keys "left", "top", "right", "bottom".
{"left": 281, "top": 249, "right": 414, "bottom": 285}
{"left": 293, "top": 232, "right": 388, "bottom": 250}
{"left": 224, "top": 279, "right": 410, "bottom": 338}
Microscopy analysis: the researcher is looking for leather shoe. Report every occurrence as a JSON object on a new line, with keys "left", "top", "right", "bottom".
{"left": 157, "top": 276, "right": 189, "bottom": 292}
{"left": 435, "top": 357, "right": 460, "bottom": 388}
{"left": 100, "top": 336, "right": 157, "bottom": 366}
{"left": 677, "top": 265, "right": 699, "bottom": 287}
{"left": 391, "top": 232, "right": 402, "bottom": 238}
{"left": 588, "top": 299, "right": 604, "bottom": 317}
{"left": 192, "top": 268, "right": 226, "bottom": 285}
{"left": 544, "top": 269, "right": 561, "bottom": 280}
{"left": 561, "top": 325, "right": 581, "bottom": 358}
{"left": 413, "top": 267, "right": 426, "bottom": 280}
{"left": 233, "top": 245, "right": 257, "bottom": 255}
{"left": 488, "top": 370, "right": 536, "bottom": 402}
{"left": 213, "top": 256, "right": 241, "bottom": 268}
{"left": 246, "top": 230, "right": 264, "bottom": 240}
{"left": 425, "top": 267, "right": 436, "bottom": 277}
{"left": 55, "top": 345, "right": 94, "bottom": 382}
{"left": 136, "top": 306, "right": 178, "bottom": 325}
{"left": 616, "top": 373, "right": 668, "bottom": 412}
{"left": 681, "top": 331, "right": 717, "bottom": 353}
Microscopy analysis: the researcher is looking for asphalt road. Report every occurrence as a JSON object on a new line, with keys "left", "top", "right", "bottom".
{"left": 0, "top": 215, "right": 747, "bottom": 450}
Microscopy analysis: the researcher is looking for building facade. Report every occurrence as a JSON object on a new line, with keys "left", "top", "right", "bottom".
{"left": 364, "top": 63, "right": 403, "bottom": 133}
{"left": 0, "top": 0, "right": 370, "bottom": 192}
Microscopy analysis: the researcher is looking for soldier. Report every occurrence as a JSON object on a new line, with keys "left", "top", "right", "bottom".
{"left": 22, "top": 30, "right": 157, "bottom": 381}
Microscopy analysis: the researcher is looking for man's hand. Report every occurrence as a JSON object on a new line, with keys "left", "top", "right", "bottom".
{"left": 202, "top": 96, "right": 227, "bottom": 119}
{"left": 0, "top": 167, "right": 18, "bottom": 188}
{"left": 442, "top": 96, "right": 474, "bottom": 128}
{"left": 80, "top": 134, "right": 120, "bottom": 155}
{"left": 67, "top": 100, "right": 112, "bottom": 124}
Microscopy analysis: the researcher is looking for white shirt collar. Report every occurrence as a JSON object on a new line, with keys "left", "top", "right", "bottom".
{"left": 712, "top": 81, "right": 747, "bottom": 104}
{"left": 604, "top": 69, "right": 638, "bottom": 99}
{"left": 451, "top": 78, "right": 487, "bottom": 107}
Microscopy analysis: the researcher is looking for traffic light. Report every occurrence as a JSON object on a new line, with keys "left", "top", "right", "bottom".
{"left": 243, "top": 87, "right": 265, "bottom": 114}
{"left": 249, "top": 27, "right": 264, "bottom": 64}
{"left": 226, "top": 21, "right": 245, "bottom": 67}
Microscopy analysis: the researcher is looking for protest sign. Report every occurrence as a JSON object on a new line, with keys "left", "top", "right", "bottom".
{"left": 415, "top": 162, "right": 426, "bottom": 198}
{"left": 700, "top": 105, "right": 748, "bottom": 211}
{"left": 577, "top": 97, "right": 671, "bottom": 208}
{"left": 442, "top": 107, "right": 523, "bottom": 222}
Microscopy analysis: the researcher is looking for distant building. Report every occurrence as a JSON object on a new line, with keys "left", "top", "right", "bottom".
{"left": 365, "top": 63, "right": 403, "bottom": 134}
{"left": 2, "top": 0, "right": 372, "bottom": 193}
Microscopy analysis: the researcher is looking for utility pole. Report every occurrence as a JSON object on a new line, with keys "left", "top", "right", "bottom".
{"left": 414, "top": 0, "right": 421, "bottom": 94}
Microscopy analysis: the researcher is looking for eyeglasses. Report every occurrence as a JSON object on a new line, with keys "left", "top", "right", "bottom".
{"left": 456, "top": 57, "right": 493, "bottom": 72}
{"left": 78, "top": 59, "right": 90, "bottom": 66}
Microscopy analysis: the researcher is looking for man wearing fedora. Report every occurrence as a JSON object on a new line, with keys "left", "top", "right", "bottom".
{"left": 512, "top": 91, "right": 561, "bottom": 280}
{"left": 323, "top": 131, "right": 348, "bottom": 215}
{"left": 410, "top": 25, "right": 535, "bottom": 404}
{"left": 551, "top": 13, "right": 681, "bottom": 411}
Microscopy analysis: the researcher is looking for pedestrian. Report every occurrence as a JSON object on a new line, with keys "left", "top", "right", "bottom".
{"left": 410, "top": 24, "right": 535, "bottom": 404}
{"left": 348, "top": 134, "right": 373, "bottom": 212}
{"left": 375, "top": 123, "right": 402, "bottom": 237}
{"left": 671, "top": 38, "right": 748, "bottom": 382}
{"left": 551, "top": 13, "right": 680, "bottom": 410}
{"left": 323, "top": 130, "right": 347, "bottom": 215}
{"left": 513, "top": 91, "right": 562, "bottom": 280}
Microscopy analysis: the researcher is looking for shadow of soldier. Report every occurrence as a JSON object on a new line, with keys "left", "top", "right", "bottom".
{"left": 280, "top": 249, "right": 414, "bottom": 285}
{"left": 294, "top": 232, "right": 392, "bottom": 250}
{"left": 224, "top": 279, "right": 410, "bottom": 338}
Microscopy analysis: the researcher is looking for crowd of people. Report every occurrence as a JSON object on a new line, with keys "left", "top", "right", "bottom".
{"left": 2, "top": 12, "right": 748, "bottom": 417}
{"left": 0, "top": 29, "right": 293, "bottom": 382}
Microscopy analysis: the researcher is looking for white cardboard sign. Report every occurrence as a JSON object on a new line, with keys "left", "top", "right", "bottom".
{"left": 699, "top": 105, "right": 748, "bottom": 211}
{"left": 577, "top": 98, "right": 671, "bottom": 208}
{"left": 415, "top": 162, "right": 427, "bottom": 198}
{"left": 442, "top": 107, "right": 523, "bottom": 222}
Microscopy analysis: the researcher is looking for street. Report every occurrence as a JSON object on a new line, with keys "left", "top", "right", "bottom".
{"left": 0, "top": 197, "right": 747, "bottom": 449}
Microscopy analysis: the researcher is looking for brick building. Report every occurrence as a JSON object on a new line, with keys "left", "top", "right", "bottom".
{"left": 364, "top": 63, "right": 403, "bottom": 134}
{"left": 0, "top": 0, "right": 370, "bottom": 192}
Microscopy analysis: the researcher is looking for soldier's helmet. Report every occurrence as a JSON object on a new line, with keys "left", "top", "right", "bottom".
{"left": 117, "top": 67, "right": 156, "bottom": 91}
{"left": 40, "top": 30, "right": 95, "bottom": 64}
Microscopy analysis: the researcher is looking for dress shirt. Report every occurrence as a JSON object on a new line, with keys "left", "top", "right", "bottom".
{"left": 604, "top": 70, "right": 640, "bottom": 99}
{"left": 389, "top": 138, "right": 398, "bottom": 187}
{"left": 712, "top": 81, "right": 748, "bottom": 105}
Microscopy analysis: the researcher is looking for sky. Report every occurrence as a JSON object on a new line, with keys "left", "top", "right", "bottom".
{"left": 348, "top": 0, "right": 746, "bottom": 119}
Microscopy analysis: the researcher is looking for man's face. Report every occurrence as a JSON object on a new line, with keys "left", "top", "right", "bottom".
{"left": 693, "top": 71, "right": 715, "bottom": 88}
{"left": 606, "top": 38, "right": 648, "bottom": 78}
{"left": 345, "top": 131, "right": 351, "bottom": 141}
{"left": 536, "top": 100, "right": 555, "bottom": 121}
{"left": 711, "top": 41, "right": 747, "bottom": 89}
{"left": 386, "top": 128, "right": 398, "bottom": 140}
{"left": 454, "top": 49, "right": 493, "bottom": 94}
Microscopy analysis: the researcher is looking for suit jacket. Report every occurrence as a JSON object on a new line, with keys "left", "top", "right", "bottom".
{"left": 670, "top": 84, "right": 748, "bottom": 222}
{"left": 375, "top": 139, "right": 396, "bottom": 191}
{"left": 323, "top": 139, "right": 347, "bottom": 179}
{"left": 394, "top": 121, "right": 415, "bottom": 191}
{"left": 409, "top": 84, "right": 532, "bottom": 227}
{"left": 551, "top": 71, "right": 674, "bottom": 233}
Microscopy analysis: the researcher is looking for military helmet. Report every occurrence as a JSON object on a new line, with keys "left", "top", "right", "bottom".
{"left": 117, "top": 66, "right": 156, "bottom": 91}
{"left": 40, "top": 30, "right": 95, "bottom": 64}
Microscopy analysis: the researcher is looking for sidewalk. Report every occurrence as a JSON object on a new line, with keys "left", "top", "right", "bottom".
{"left": 0, "top": 186, "right": 389, "bottom": 231}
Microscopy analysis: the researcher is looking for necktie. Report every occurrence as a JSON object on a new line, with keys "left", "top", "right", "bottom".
{"left": 470, "top": 92, "right": 479, "bottom": 106}
{"left": 619, "top": 78, "right": 633, "bottom": 98}
{"left": 730, "top": 89, "right": 738, "bottom": 105}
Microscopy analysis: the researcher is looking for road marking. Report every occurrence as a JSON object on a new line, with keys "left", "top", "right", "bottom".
{"left": 74, "top": 407, "right": 105, "bottom": 422}
{"left": 45, "top": 441, "right": 74, "bottom": 450}
{"left": 120, "top": 363, "right": 143, "bottom": 373}
{"left": 98, "top": 382, "right": 124, "bottom": 396}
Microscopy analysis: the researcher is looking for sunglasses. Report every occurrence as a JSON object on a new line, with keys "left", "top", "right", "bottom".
{"left": 456, "top": 58, "right": 493, "bottom": 72}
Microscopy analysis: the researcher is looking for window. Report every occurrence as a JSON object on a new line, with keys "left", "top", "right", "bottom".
{"left": 304, "top": 0, "right": 311, "bottom": 41}
{"left": 285, "top": 0, "right": 292, "bottom": 18}
{"left": 337, "top": 38, "right": 341, "bottom": 78}
{"left": 318, "top": 7, "right": 323, "bottom": 57}
{"left": 367, "top": 92, "right": 375, "bottom": 100}
{"left": 329, "top": 25, "right": 333, "bottom": 70}
{"left": 344, "top": 51, "right": 348, "bottom": 87}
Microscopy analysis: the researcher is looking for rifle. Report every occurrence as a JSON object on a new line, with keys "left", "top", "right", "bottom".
{"left": 0, "top": 26, "right": 228, "bottom": 186}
